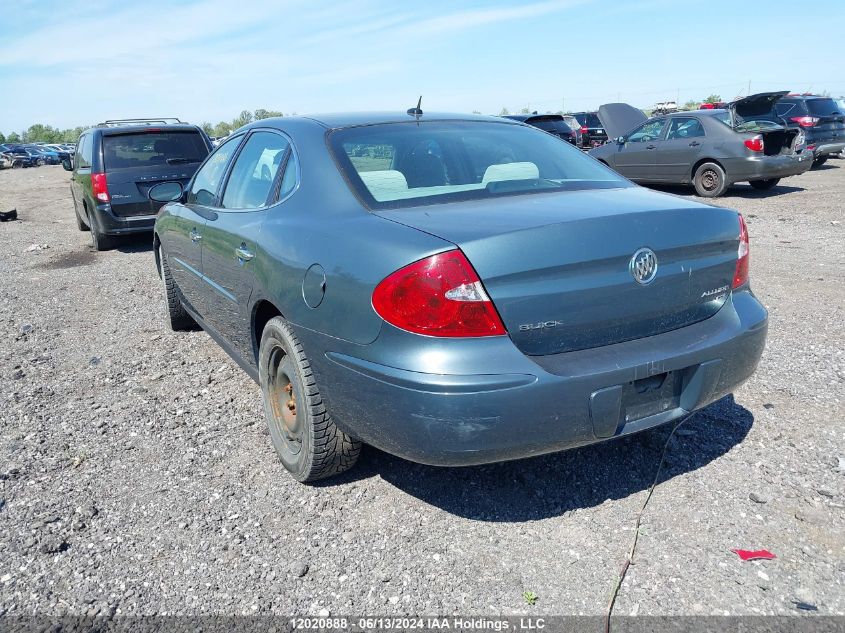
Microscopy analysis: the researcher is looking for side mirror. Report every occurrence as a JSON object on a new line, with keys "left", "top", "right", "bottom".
{"left": 615, "top": 136, "right": 627, "bottom": 144}
{"left": 149, "top": 181, "right": 184, "bottom": 203}
{"left": 61, "top": 158, "right": 73, "bottom": 171}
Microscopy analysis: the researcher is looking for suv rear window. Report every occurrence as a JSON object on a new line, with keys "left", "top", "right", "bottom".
{"left": 805, "top": 98, "right": 841, "bottom": 116}
{"left": 330, "top": 120, "right": 628, "bottom": 210}
{"left": 102, "top": 131, "right": 208, "bottom": 170}
{"left": 575, "top": 113, "right": 602, "bottom": 128}
{"left": 527, "top": 117, "right": 573, "bottom": 134}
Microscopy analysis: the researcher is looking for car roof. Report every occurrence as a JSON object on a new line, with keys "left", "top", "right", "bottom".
{"left": 294, "top": 111, "right": 516, "bottom": 129}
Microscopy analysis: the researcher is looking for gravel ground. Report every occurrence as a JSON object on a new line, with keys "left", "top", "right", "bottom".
{"left": 0, "top": 164, "right": 843, "bottom": 619}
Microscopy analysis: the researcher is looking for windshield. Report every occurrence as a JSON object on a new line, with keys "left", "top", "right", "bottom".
{"left": 103, "top": 131, "right": 208, "bottom": 170}
{"left": 330, "top": 120, "right": 629, "bottom": 210}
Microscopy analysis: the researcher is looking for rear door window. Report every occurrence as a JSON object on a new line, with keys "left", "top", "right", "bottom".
{"left": 102, "top": 131, "right": 208, "bottom": 170}
{"left": 76, "top": 134, "right": 92, "bottom": 168}
{"left": 666, "top": 117, "right": 705, "bottom": 140}
{"left": 221, "top": 131, "right": 290, "bottom": 210}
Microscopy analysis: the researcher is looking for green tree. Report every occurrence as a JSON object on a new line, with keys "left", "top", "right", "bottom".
{"left": 231, "top": 109, "right": 254, "bottom": 130}
{"left": 254, "top": 108, "right": 283, "bottom": 120}
{"left": 7, "top": 132, "right": 21, "bottom": 143}
{"left": 0, "top": 132, "right": 5, "bottom": 144}
{"left": 683, "top": 100, "right": 700, "bottom": 110}
{"left": 201, "top": 122, "right": 214, "bottom": 136}
{"left": 703, "top": 94, "right": 722, "bottom": 104}
{"left": 212, "top": 121, "right": 232, "bottom": 138}
{"left": 499, "top": 107, "right": 510, "bottom": 116}
{"left": 519, "top": 107, "right": 531, "bottom": 115}
{"left": 24, "top": 123, "right": 62, "bottom": 143}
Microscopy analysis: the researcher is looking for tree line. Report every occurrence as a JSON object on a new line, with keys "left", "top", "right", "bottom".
{"left": 0, "top": 108, "right": 290, "bottom": 145}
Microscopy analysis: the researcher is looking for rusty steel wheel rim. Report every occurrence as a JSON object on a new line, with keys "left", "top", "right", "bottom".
{"left": 267, "top": 346, "right": 302, "bottom": 455}
{"left": 701, "top": 169, "right": 720, "bottom": 192}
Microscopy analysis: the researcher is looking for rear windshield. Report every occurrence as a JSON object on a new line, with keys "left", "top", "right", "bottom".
{"left": 574, "top": 113, "right": 601, "bottom": 127}
{"left": 526, "top": 117, "right": 572, "bottom": 134}
{"left": 805, "top": 98, "right": 841, "bottom": 116}
{"left": 102, "top": 131, "right": 208, "bottom": 170}
{"left": 330, "top": 120, "right": 628, "bottom": 210}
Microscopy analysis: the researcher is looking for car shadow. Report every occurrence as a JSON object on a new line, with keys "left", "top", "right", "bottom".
{"left": 327, "top": 395, "right": 753, "bottom": 522}
{"left": 113, "top": 233, "right": 155, "bottom": 253}
{"left": 648, "top": 184, "right": 805, "bottom": 198}
{"left": 810, "top": 163, "right": 839, "bottom": 171}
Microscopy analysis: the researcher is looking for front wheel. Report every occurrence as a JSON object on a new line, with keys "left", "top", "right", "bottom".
{"left": 812, "top": 156, "right": 827, "bottom": 168}
{"left": 259, "top": 317, "right": 360, "bottom": 482}
{"left": 693, "top": 162, "right": 728, "bottom": 198}
{"left": 748, "top": 178, "right": 780, "bottom": 191}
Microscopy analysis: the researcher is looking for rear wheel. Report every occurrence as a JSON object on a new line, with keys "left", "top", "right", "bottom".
{"left": 749, "top": 178, "right": 780, "bottom": 191}
{"left": 36, "top": 159, "right": 45, "bottom": 167}
{"left": 158, "top": 246, "right": 196, "bottom": 331}
{"left": 259, "top": 317, "right": 360, "bottom": 482}
{"left": 812, "top": 156, "right": 827, "bottom": 168}
{"left": 73, "top": 199, "right": 90, "bottom": 231}
{"left": 90, "top": 227, "right": 116, "bottom": 251}
{"left": 693, "top": 162, "right": 728, "bottom": 198}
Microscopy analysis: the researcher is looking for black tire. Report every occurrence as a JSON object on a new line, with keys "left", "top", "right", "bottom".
{"left": 693, "top": 162, "right": 728, "bottom": 198}
{"left": 36, "top": 158, "right": 45, "bottom": 167}
{"left": 90, "top": 227, "right": 116, "bottom": 251}
{"left": 158, "top": 246, "right": 196, "bottom": 331}
{"left": 748, "top": 178, "right": 780, "bottom": 191}
{"left": 812, "top": 156, "right": 827, "bottom": 168}
{"left": 73, "top": 199, "right": 90, "bottom": 231}
{"left": 259, "top": 317, "right": 360, "bottom": 482}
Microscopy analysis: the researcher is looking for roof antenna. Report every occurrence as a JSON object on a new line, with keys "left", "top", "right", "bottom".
{"left": 407, "top": 96, "right": 423, "bottom": 118}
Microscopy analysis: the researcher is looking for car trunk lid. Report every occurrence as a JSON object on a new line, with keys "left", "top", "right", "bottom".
{"left": 106, "top": 164, "right": 201, "bottom": 216}
{"left": 375, "top": 188, "right": 741, "bottom": 355}
{"left": 730, "top": 91, "right": 789, "bottom": 119}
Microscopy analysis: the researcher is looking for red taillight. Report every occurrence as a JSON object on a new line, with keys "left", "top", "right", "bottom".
{"left": 579, "top": 126, "right": 589, "bottom": 134}
{"left": 790, "top": 116, "right": 819, "bottom": 128}
{"left": 743, "top": 136, "right": 764, "bottom": 152}
{"left": 91, "top": 172, "right": 110, "bottom": 202}
{"left": 372, "top": 250, "right": 506, "bottom": 337}
{"left": 733, "top": 215, "right": 750, "bottom": 289}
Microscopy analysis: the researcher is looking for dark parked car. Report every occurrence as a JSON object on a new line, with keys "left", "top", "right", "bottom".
{"left": 150, "top": 112, "right": 767, "bottom": 482}
{"left": 590, "top": 93, "right": 812, "bottom": 197}
{"left": 503, "top": 114, "right": 580, "bottom": 145}
{"left": 572, "top": 111, "right": 608, "bottom": 147}
{"left": 25, "top": 145, "right": 61, "bottom": 165}
{"left": 0, "top": 145, "right": 36, "bottom": 167}
{"left": 62, "top": 118, "right": 212, "bottom": 250}
{"left": 761, "top": 94, "right": 845, "bottom": 167}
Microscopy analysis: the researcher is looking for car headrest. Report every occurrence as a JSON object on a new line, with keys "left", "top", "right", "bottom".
{"left": 359, "top": 170, "right": 409, "bottom": 200}
{"left": 482, "top": 161, "right": 540, "bottom": 185}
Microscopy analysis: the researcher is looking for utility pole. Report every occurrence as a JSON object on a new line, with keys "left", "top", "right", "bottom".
{"left": 748, "top": 79, "right": 751, "bottom": 95}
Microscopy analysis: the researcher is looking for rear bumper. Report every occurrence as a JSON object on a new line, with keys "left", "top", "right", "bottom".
{"left": 92, "top": 203, "right": 156, "bottom": 235}
{"left": 813, "top": 142, "right": 845, "bottom": 157}
{"left": 722, "top": 152, "right": 812, "bottom": 183}
{"left": 301, "top": 289, "right": 768, "bottom": 466}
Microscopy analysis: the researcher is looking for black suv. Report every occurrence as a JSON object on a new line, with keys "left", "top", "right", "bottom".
{"left": 64, "top": 119, "right": 212, "bottom": 250}
{"left": 571, "top": 111, "right": 608, "bottom": 148}
{"left": 503, "top": 114, "right": 580, "bottom": 145}
{"left": 768, "top": 95, "right": 845, "bottom": 167}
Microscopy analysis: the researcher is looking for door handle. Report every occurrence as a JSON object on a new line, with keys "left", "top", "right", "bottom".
{"left": 646, "top": 144, "right": 657, "bottom": 150}
{"left": 190, "top": 228, "right": 202, "bottom": 243}
{"left": 236, "top": 246, "right": 255, "bottom": 262}
{"left": 689, "top": 141, "right": 701, "bottom": 147}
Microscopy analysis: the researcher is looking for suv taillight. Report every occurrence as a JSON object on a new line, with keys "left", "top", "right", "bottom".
{"left": 91, "top": 172, "right": 110, "bottom": 202}
{"left": 372, "top": 250, "right": 506, "bottom": 337}
{"left": 790, "top": 116, "right": 819, "bottom": 128}
{"left": 743, "top": 136, "right": 764, "bottom": 152}
{"left": 580, "top": 126, "right": 589, "bottom": 135}
{"left": 733, "top": 215, "right": 750, "bottom": 289}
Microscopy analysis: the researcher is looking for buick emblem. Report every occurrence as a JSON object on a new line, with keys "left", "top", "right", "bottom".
{"left": 629, "top": 248, "right": 658, "bottom": 285}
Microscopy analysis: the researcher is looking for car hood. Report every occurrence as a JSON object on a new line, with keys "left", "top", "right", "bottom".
{"left": 596, "top": 103, "right": 648, "bottom": 139}
{"left": 729, "top": 91, "right": 788, "bottom": 118}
